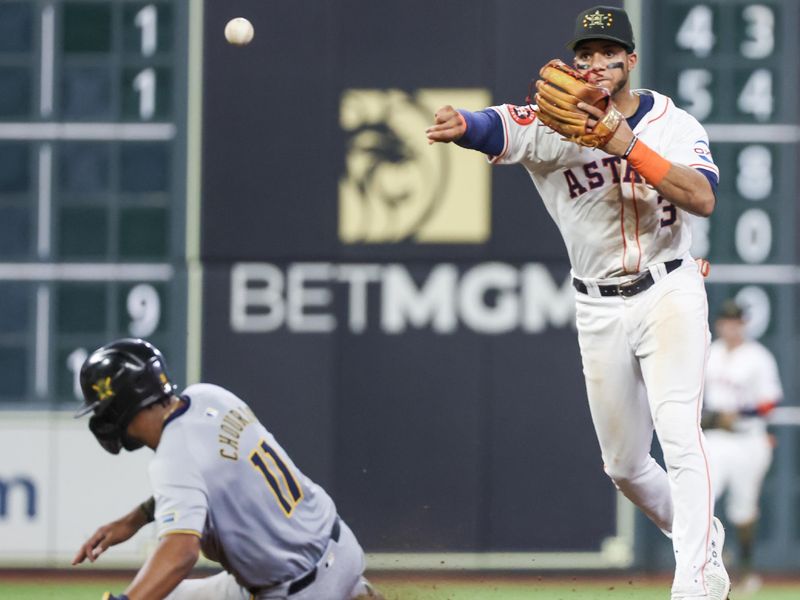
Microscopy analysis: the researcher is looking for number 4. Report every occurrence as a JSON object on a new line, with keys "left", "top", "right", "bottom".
{"left": 250, "top": 439, "right": 304, "bottom": 516}
{"left": 738, "top": 69, "right": 773, "bottom": 122}
{"left": 676, "top": 5, "right": 715, "bottom": 58}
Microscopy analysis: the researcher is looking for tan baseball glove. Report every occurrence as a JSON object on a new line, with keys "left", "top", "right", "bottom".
{"left": 533, "top": 59, "right": 624, "bottom": 148}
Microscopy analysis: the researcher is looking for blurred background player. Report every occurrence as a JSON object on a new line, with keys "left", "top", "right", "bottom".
{"left": 703, "top": 300, "right": 783, "bottom": 595}
{"left": 71, "top": 338, "right": 381, "bottom": 600}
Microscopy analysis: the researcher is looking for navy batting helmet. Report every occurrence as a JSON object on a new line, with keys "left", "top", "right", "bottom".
{"left": 76, "top": 338, "right": 176, "bottom": 454}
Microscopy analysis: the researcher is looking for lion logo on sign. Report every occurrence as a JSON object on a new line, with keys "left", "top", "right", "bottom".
{"left": 339, "top": 89, "right": 448, "bottom": 243}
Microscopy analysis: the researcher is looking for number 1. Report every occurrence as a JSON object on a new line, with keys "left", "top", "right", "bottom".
{"left": 133, "top": 68, "right": 156, "bottom": 120}
{"left": 135, "top": 5, "right": 158, "bottom": 57}
{"left": 249, "top": 439, "right": 304, "bottom": 516}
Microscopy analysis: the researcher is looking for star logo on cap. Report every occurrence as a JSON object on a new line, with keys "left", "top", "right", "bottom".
{"left": 92, "top": 376, "right": 115, "bottom": 402}
{"left": 583, "top": 9, "right": 613, "bottom": 29}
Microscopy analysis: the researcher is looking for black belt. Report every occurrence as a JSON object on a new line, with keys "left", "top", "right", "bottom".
{"left": 286, "top": 517, "right": 341, "bottom": 595}
{"left": 572, "top": 259, "right": 683, "bottom": 298}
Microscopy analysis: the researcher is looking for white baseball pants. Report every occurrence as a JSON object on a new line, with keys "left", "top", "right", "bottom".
{"left": 706, "top": 429, "right": 772, "bottom": 525}
{"left": 575, "top": 261, "right": 715, "bottom": 599}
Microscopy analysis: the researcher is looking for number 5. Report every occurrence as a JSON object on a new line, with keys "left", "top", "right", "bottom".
{"left": 677, "top": 69, "right": 713, "bottom": 121}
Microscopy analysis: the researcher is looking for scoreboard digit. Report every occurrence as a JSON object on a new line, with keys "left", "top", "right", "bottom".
{"left": 0, "top": 1, "right": 190, "bottom": 407}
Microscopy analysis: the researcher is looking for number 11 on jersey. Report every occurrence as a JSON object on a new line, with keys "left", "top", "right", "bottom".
{"left": 249, "top": 439, "right": 304, "bottom": 516}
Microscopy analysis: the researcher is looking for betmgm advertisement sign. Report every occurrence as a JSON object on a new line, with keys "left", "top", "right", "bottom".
{"left": 230, "top": 88, "right": 578, "bottom": 336}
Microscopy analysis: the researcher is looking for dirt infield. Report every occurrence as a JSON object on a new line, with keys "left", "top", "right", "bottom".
{"left": 3, "top": 571, "right": 800, "bottom": 600}
{"left": 3, "top": 568, "right": 800, "bottom": 585}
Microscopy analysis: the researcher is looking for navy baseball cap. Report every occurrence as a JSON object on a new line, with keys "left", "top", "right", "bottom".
{"left": 568, "top": 5, "right": 635, "bottom": 52}
{"left": 717, "top": 300, "right": 744, "bottom": 321}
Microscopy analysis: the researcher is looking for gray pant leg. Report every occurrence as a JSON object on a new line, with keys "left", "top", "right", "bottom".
{"left": 165, "top": 571, "right": 250, "bottom": 600}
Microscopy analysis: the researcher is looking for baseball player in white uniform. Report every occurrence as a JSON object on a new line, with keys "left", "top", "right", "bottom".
{"left": 427, "top": 6, "right": 728, "bottom": 600}
{"left": 703, "top": 300, "right": 782, "bottom": 594}
{"left": 72, "top": 338, "right": 382, "bottom": 600}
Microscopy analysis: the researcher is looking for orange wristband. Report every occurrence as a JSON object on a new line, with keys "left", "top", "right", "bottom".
{"left": 625, "top": 138, "right": 671, "bottom": 186}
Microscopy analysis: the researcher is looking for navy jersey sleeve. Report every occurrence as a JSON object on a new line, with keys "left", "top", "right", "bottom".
{"left": 697, "top": 168, "right": 719, "bottom": 196}
{"left": 456, "top": 109, "right": 505, "bottom": 156}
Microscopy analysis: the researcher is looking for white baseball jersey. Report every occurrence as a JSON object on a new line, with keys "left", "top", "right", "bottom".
{"left": 150, "top": 383, "right": 338, "bottom": 590}
{"left": 475, "top": 90, "right": 723, "bottom": 598}
{"left": 704, "top": 339, "right": 782, "bottom": 434}
{"left": 490, "top": 90, "right": 718, "bottom": 279}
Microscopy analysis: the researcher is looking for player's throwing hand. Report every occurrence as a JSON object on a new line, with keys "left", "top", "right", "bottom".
{"left": 574, "top": 100, "right": 636, "bottom": 156}
{"left": 425, "top": 105, "right": 467, "bottom": 144}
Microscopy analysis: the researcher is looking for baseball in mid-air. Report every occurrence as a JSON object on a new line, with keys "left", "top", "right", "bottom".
{"left": 224, "top": 17, "right": 254, "bottom": 46}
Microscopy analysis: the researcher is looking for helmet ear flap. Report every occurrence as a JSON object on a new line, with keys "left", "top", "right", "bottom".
{"left": 88, "top": 414, "right": 123, "bottom": 455}
{"left": 89, "top": 401, "right": 147, "bottom": 454}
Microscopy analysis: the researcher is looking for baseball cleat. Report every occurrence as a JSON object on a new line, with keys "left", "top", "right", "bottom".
{"left": 704, "top": 517, "right": 731, "bottom": 600}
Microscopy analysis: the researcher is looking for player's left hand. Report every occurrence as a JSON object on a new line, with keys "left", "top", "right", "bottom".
{"left": 695, "top": 258, "right": 710, "bottom": 278}
{"left": 73, "top": 515, "right": 141, "bottom": 565}
{"left": 577, "top": 100, "right": 636, "bottom": 156}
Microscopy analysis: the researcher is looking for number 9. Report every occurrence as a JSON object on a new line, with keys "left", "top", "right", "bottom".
{"left": 127, "top": 283, "right": 161, "bottom": 337}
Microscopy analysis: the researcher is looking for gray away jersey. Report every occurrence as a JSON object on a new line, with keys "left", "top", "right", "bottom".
{"left": 149, "top": 383, "right": 337, "bottom": 590}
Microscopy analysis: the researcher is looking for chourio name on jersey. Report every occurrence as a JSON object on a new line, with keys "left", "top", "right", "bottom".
{"left": 218, "top": 405, "right": 257, "bottom": 461}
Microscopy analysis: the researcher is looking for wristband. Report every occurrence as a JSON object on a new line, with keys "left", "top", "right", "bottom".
{"left": 139, "top": 496, "right": 155, "bottom": 523}
{"left": 621, "top": 135, "right": 638, "bottom": 159}
{"left": 625, "top": 138, "right": 671, "bottom": 186}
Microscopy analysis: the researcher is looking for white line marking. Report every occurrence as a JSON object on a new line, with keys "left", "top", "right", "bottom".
{"left": 769, "top": 407, "right": 800, "bottom": 426}
{"left": 0, "top": 122, "right": 176, "bottom": 141}
{"left": 186, "top": 0, "right": 206, "bottom": 385}
{"left": 35, "top": 286, "right": 50, "bottom": 397}
{"left": 40, "top": 4, "right": 55, "bottom": 117}
{"left": 705, "top": 124, "right": 800, "bottom": 144}
{"left": 0, "top": 263, "right": 173, "bottom": 281}
{"left": 366, "top": 551, "right": 630, "bottom": 570}
{"left": 37, "top": 145, "right": 52, "bottom": 258}
{"left": 706, "top": 264, "right": 800, "bottom": 284}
